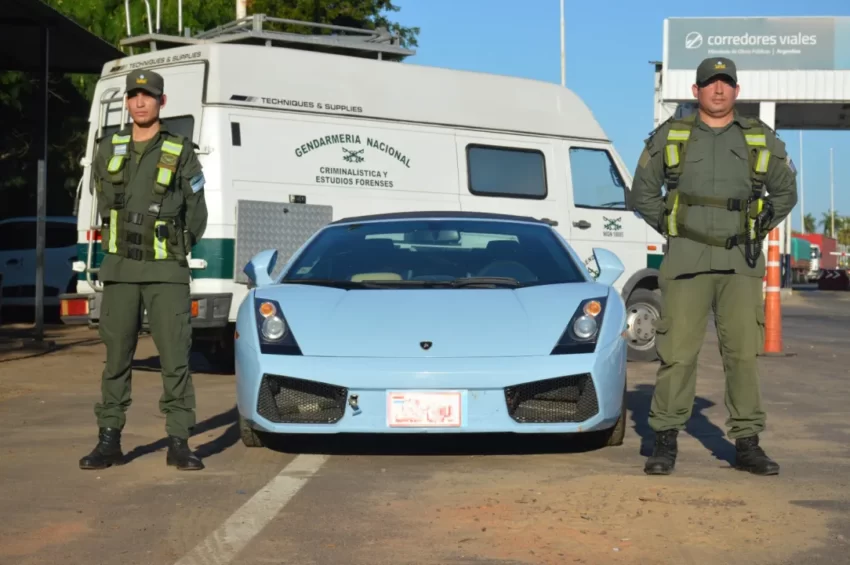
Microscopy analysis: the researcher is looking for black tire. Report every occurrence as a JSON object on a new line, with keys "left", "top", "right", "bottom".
{"left": 625, "top": 288, "right": 662, "bottom": 362}
{"left": 583, "top": 385, "right": 627, "bottom": 448}
{"left": 239, "top": 413, "right": 265, "bottom": 448}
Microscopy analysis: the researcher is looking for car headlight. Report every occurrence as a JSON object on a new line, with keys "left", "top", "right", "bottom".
{"left": 254, "top": 298, "right": 302, "bottom": 355}
{"left": 258, "top": 300, "right": 287, "bottom": 341}
{"left": 551, "top": 297, "right": 606, "bottom": 355}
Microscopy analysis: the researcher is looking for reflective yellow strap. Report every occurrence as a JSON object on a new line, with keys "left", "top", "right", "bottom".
{"left": 745, "top": 134, "right": 767, "bottom": 147}
{"left": 161, "top": 140, "right": 183, "bottom": 155}
{"left": 109, "top": 210, "right": 118, "bottom": 253}
{"left": 153, "top": 221, "right": 168, "bottom": 259}
{"left": 667, "top": 192, "right": 680, "bottom": 237}
{"left": 112, "top": 134, "right": 131, "bottom": 144}
{"left": 748, "top": 199, "right": 765, "bottom": 238}
{"left": 667, "top": 129, "right": 690, "bottom": 141}
{"left": 156, "top": 167, "right": 173, "bottom": 186}
{"left": 107, "top": 155, "right": 125, "bottom": 173}
{"left": 754, "top": 149, "right": 771, "bottom": 174}
{"left": 664, "top": 144, "right": 680, "bottom": 168}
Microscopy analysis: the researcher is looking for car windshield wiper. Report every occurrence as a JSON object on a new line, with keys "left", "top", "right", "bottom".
{"left": 449, "top": 276, "right": 520, "bottom": 288}
{"left": 281, "top": 279, "right": 373, "bottom": 289}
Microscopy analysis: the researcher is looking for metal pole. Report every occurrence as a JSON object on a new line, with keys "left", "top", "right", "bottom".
{"left": 35, "top": 25, "right": 49, "bottom": 341}
{"left": 799, "top": 130, "right": 804, "bottom": 231}
{"left": 830, "top": 147, "right": 835, "bottom": 238}
{"left": 559, "top": 0, "right": 565, "bottom": 87}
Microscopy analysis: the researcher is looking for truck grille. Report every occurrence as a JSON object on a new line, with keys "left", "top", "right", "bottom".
{"left": 256, "top": 374, "right": 348, "bottom": 424}
{"left": 504, "top": 374, "right": 599, "bottom": 423}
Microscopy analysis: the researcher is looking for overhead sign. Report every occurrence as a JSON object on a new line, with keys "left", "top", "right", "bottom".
{"left": 665, "top": 17, "right": 850, "bottom": 70}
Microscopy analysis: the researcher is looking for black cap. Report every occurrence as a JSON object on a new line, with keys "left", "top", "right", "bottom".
{"left": 126, "top": 69, "right": 164, "bottom": 96}
{"left": 696, "top": 57, "right": 737, "bottom": 86}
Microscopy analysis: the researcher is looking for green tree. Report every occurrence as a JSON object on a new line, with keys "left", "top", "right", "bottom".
{"left": 820, "top": 211, "right": 845, "bottom": 238}
{"left": 803, "top": 212, "right": 817, "bottom": 234}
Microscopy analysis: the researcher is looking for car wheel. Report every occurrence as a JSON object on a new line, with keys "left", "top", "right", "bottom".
{"left": 604, "top": 386, "right": 627, "bottom": 447}
{"left": 239, "top": 413, "right": 265, "bottom": 448}
{"left": 583, "top": 385, "right": 627, "bottom": 449}
{"left": 625, "top": 288, "right": 662, "bottom": 362}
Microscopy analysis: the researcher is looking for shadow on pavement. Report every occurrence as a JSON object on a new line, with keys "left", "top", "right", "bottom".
{"left": 628, "top": 383, "right": 736, "bottom": 465}
{"left": 122, "top": 406, "right": 240, "bottom": 463}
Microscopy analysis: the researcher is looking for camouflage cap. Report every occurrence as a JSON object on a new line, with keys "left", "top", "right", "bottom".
{"left": 696, "top": 57, "right": 737, "bottom": 86}
{"left": 126, "top": 69, "right": 164, "bottom": 96}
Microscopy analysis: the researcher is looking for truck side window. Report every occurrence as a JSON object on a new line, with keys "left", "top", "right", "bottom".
{"left": 569, "top": 147, "right": 628, "bottom": 210}
{"left": 466, "top": 144, "right": 547, "bottom": 199}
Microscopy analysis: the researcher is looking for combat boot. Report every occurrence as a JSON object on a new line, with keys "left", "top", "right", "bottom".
{"left": 166, "top": 436, "right": 204, "bottom": 470}
{"left": 734, "top": 435, "right": 779, "bottom": 476}
{"left": 79, "top": 427, "right": 125, "bottom": 470}
{"left": 644, "top": 429, "right": 678, "bottom": 475}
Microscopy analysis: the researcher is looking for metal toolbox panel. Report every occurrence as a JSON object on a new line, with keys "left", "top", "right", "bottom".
{"left": 234, "top": 200, "right": 333, "bottom": 283}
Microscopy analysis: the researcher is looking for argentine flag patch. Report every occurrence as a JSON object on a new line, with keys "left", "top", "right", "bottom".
{"left": 190, "top": 173, "right": 206, "bottom": 193}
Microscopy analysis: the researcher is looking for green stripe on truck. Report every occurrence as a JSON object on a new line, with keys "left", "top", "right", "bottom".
{"left": 646, "top": 253, "right": 663, "bottom": 270}
{"left": 190, "top": 238, "right": 236, "bottom": 279}
{"left": 77, "top": 239, "right": 236, "bottom": 280}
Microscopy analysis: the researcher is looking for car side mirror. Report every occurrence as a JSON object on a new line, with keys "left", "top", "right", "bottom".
{"left": 592, "top": 247, "right": 625, "bottom": 286}
{"left": 243, "top": 249, "right": 278, "bottom": 287}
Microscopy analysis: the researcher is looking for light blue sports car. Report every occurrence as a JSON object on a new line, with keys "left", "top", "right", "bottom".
{"left": 234, "top": 211, "right": 628, "bottom": 449}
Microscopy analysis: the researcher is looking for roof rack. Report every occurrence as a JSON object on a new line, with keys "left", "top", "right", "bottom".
{"left": 119, "top": 1, "right": 415, "bottom": 61}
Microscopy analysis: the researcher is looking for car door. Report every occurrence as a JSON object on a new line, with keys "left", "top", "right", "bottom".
{"left": 563, "top": 141, "right": 647, "bottom": 290}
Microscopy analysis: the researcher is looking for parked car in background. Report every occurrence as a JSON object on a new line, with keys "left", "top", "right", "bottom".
{"left": 0, "top": 216, "right": 78, "bottom": 309}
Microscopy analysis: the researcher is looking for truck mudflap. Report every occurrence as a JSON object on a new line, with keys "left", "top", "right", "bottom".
{"left": 60, "top": 292, "right": 234, "bottom": 329}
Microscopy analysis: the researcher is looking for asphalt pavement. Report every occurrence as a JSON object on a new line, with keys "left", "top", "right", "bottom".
{"left": 1, "top": 289, "right": 848, "bottom": 565}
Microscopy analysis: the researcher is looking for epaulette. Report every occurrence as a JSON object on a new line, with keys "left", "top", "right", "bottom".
{"left": 745, "top": 116, "right": 777, "bottom": 135}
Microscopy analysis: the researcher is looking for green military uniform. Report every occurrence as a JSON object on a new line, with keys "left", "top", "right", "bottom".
{"left": 79, "top": 69, "right": 208, "bottom": 471}
{"left": 631, "top": 57, "right": 797, "bottom": 476}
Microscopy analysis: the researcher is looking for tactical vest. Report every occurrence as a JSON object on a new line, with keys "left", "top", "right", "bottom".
{"left": 661, "top": 114, "right": 772, "bottom": 251}
{"left": 100, "top": 131, "right": 188, "bottom": 263}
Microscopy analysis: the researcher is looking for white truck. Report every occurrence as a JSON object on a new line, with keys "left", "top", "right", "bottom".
{"left": 60, "top": 9, "right": 668, "bottom": 369}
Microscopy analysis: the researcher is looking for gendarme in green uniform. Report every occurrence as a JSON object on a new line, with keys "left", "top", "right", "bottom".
{"left": 79, "top": 69, "right": 208, "bottom": 472}
{"left": 631, "top": 57, "right": 797, "bottom": 476}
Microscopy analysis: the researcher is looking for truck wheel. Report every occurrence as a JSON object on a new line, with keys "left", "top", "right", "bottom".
{"left": 239, "top": 413, "right": 265, "bottom": 448}
{"left": 625, "top": 288, "right": 662, "bottom": 362}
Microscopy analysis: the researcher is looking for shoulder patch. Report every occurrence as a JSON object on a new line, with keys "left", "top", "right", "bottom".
{"left": 189, "top": 172, "right": 206, "bottom": 193}
{"left": 785, "top": 155, "right": 797, "bottom": 175}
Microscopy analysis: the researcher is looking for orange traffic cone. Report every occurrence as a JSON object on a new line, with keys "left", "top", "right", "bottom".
{"left": 761, "top": 228, "right": 794, "bottom": 357}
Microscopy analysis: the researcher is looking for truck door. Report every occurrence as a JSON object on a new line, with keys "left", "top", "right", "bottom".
{"left": 562, "top": 141, "right": 647, "bottom": 291}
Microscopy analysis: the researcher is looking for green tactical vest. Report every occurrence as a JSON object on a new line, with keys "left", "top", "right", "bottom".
{"left": 98, "top": 130, "right": 189, "bottom": 265}
{"left": 660, "top": 113, "right": 772, "bottom": 250}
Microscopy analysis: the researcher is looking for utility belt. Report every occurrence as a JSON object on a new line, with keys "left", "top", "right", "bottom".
{"left": 664, "top": 191, "right": 771, "bottom": 250}
{"left": 102, "top": 209, "right": 189, "bottom": 266}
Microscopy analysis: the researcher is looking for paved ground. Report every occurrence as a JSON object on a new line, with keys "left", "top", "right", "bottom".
{"left": 1, "top": 289, "right": 849, "bottom": 565}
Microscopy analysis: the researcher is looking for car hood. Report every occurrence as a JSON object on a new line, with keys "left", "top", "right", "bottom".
{"left": 254, "top": 283, "right": 616, "bottom": 358}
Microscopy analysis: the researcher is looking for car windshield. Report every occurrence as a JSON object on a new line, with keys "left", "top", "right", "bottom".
{"left": 280, "top": 218, "right": 586, "bottom": 288}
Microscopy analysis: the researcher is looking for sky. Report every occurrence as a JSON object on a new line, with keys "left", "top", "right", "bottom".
{"left": 391, "top": 0, "right": 850, "bottom": 234}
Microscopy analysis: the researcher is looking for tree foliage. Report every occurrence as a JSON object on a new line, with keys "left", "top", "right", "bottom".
{"left": 0, "top": 0, "right": 418, "bottom": 218}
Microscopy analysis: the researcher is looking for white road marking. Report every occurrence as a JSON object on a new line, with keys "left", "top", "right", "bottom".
{"left": 172, "top": 454, "right": 329, "bottom": 565}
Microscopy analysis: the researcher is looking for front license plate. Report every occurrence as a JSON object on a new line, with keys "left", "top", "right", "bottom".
{"left": 387, "top": 391, "right": 462, "bottom": 428}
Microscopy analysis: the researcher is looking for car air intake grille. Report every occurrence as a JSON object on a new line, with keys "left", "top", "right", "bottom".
{"left": 256, "top": 374, "right": 348, "bottom": 424}
{"left": 504, "top": 373, "right": 599, "bottom": 423}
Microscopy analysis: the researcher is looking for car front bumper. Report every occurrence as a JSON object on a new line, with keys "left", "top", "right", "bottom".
{"left": 235, "top": 336, "right": 627, "bottom": 435}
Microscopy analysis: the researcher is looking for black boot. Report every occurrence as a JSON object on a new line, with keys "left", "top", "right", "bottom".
{"left": 166, "top": 436, "right": 204, "bottom": 470}
{"left": 734, "top": 435, "right": 779, "bottom": 475}
{"left": 79, "top": 427, "right": 125, "bottom": 470}
{"left": 644, "top": 429, "right": 678, "bottom": 475}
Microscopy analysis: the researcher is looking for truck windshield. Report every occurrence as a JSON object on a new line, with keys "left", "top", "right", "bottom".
{"left": 281, "top": 219, "right": 586, "bottom": 287}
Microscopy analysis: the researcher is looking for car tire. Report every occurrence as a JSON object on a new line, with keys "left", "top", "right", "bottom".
{"left": 584, "top": 384, "right": 627, "bottom": 448}
{"left": 239, "top": 413, "right": 265, "bottom": 448}
{"left": 604, "top": 386, "right": 627, "bottom": 447}
{"left": 625, "top": 288, "right": 662, "bottom": 362}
